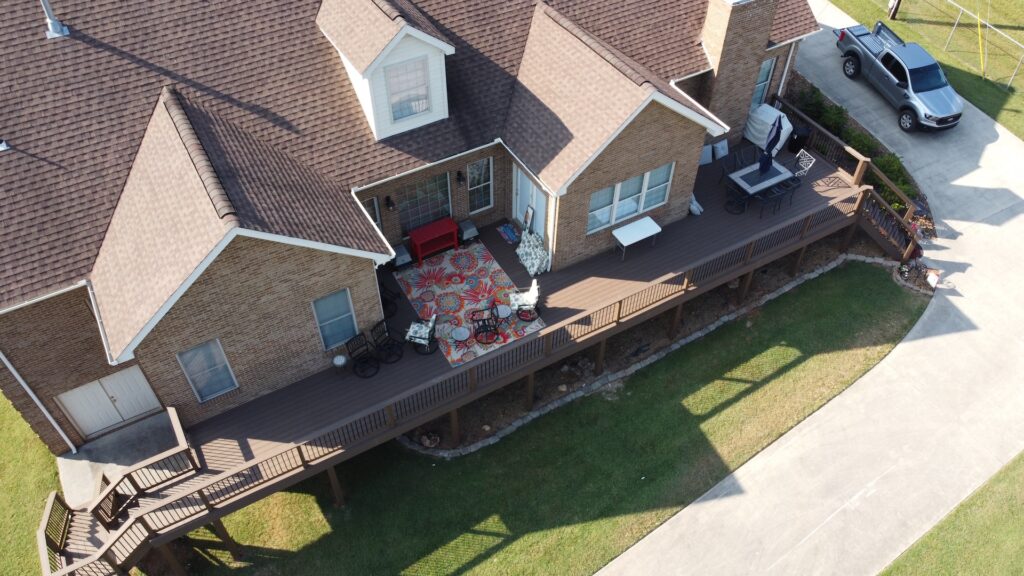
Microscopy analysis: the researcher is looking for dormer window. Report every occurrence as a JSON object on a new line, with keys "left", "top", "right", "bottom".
{"left": 386, "top": 57, "right": 431, "bottom": 121}
{"left": 316, "top": 0, "right": 455, "bottom": 141}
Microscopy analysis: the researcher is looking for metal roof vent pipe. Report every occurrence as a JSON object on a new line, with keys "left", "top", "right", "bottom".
{"left": 40, "top": 0, "right": 69, "bottom": 39}
{"left": 0, "top": 140, "right": 10, "bottom": 152}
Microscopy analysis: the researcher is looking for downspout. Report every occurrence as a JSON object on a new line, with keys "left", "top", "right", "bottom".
{"left": 0, "top": 350, "right": 77, "bottom": 454}
{"left": 778, "top": 42, "right": 796, "bottom": 98}
{"left": 86, "top": 280, "right": 118, "bottom": 366}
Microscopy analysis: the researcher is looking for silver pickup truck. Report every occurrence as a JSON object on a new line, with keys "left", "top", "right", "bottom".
{"left": 834, "top": 22, "right": 963, "bottom": 132}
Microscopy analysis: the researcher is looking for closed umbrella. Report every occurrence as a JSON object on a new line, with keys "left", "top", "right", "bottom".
{"left": 759, "top": 115, "right": 783, "bottom": 174}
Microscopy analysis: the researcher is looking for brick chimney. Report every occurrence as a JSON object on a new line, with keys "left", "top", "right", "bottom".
{"left": 700, "top": 0, "right": 779, "bottom": 140}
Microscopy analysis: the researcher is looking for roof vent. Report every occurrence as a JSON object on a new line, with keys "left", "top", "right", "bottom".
{"left": 0, "top": 140, "right": 10, "bottom": 152}
{"left": 40, "top": 0, "right": 69, "bottom": 39}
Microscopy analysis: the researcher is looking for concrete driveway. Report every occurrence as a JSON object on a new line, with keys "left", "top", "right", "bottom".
{"left": 599, "top": 3, "right": 1024, "bottom": 575}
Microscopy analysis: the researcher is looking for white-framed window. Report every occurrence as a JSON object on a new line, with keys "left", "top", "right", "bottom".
{"left": 397, "top": 173, "right": 452, "bottom": 235}
{"left": 362, "top": 197, "right": 381, "bottom": 228}
{"left": 176, "top": 339, "right": 239, "bottom": 403}
{"left": 750, "top": 57, "right": 777, "bottom": 109}
{"left": 312, "top": 289, "right": 359, "bottom": 351}
{"left": 385, "top": 56, "right": 431, "bottom": 122}
{"left": 586, "top": 162, "right": 674, "bottom": 234}
{"left": 467, "top": 157, "right": 493, "bottom": 214}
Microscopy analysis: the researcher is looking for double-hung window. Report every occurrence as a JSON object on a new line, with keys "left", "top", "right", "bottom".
{"left": 586, "top": 162, "right": 674, "bottom": 233}
{"left": 467, "top": 157, "right": 493, "bottom": 213}
{"left": 750, "top": 57, "right": 777, "bottom": 109}
{"left": 397, "top": 173, "right": 451, "bottom": 235}
{"left": 312, "top": 289, "right": 358, "bottom": 351}
{"left": 177, "top": 339, "right": 238, "bottom": 402}
{"left": 385, "top": 57, "right": 431, "bottom": 122}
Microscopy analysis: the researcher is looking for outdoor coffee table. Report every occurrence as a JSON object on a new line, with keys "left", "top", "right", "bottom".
{"left": 451, "top": 326, "right": 471, "bottom": 343}
{"left": 611, "top": 216, "right": 661, "bottom": 261}
{"left": 729, "top": 160, "right": 793, "bottom": 195}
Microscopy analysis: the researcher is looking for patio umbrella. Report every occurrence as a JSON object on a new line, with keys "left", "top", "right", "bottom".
{"left": 759, "top": 115, "right": 783, "bottom": 174}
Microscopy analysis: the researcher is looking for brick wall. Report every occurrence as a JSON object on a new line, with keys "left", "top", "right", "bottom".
{"left": 356, "top": 143, "right": 512, "bottom": 244}
{"left": 0, "top": 289, "right": 135, "bottom": 453}
{"left": 135, "top": 236, "right": 383, "bottom": 427}
{"left": 553, "top": 102, "right": 706, "bottom": 270}
{"left": 702, "top": 0, "right": 780, "bottom": 140}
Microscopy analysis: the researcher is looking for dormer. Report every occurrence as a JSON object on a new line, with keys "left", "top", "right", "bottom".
{"left": 317, "top": 0, "right": 455, "bottom": 140}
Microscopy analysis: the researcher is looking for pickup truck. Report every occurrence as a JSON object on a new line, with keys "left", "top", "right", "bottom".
{"left": 834, "top": 22, "right": 963, "bottom": 132}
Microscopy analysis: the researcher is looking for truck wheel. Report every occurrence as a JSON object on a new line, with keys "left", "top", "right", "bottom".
{"left": 898, "top": 109, "right": 917, "bottom": 132}
{"left": 843, "top": 56, "right": 861, "bottom": 79}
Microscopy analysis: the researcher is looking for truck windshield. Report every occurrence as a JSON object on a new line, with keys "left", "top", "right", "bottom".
{"left": 909, "top": 64, "right": 948, "bottom": 93}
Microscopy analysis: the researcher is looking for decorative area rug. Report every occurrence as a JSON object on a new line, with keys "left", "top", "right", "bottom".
{"left": 394, "top": 242, "right": 545, "bottom": 367}
{"left": 497, "top": 222, "right": 520, "bottom": 244}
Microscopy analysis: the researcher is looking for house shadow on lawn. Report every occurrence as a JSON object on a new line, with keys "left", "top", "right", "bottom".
{"left": 182, "top": 263, "right": 927, "bottom": 576}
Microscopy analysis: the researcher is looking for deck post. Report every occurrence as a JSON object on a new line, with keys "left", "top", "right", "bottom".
{"left": 449, "top": 409, "right": 461, "bottom": 444}
{"left": 156, "top": 542, "right": 188, "bottom": 576}
{"left": 852, "top": 157, "right": 870, "bottom": 185}
{"left": 595, "top": 338, "right": 608, "bottom": 374}
{"left": 524, "top": 372, "right": 535, "bottom": 411}
{"left": 325, "top": 466, "right": 346, "bottom": 508}
{"left": 738, "top": 270, "right": 755, "bottom": 301}
{"left": 669, "top": 302, "right": 684, "bottom": 338}
{"left": 790, "top": 246, "right": 808, "bottom": 276}
{"left": 842, "top": 189, "right": 869, "bottom": 252}
{"left": 209, "top": 518, "right": 244, "bottom": 559}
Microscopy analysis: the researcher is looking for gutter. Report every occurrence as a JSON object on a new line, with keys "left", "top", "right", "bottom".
{"left": 0, "top": 281, "right": 87, "bottom": 317}
{"left": 0, "top": 350, "right": 77, "bottom": 454}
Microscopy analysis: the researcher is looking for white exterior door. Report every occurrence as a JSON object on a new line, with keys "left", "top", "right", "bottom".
{"left": 513, "top": 167, "right": 549, "bottom": 240}
{"left": 57, "top": 366, "right": 161, "bottom": 438}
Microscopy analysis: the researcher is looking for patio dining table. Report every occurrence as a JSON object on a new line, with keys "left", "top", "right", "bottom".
{"left": 729, "top": 160, "right": 793, "bottom": 195}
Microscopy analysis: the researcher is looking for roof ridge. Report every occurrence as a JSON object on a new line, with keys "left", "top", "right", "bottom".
{"left": 369, "top": 0, "right": 403, "bottom": 22}
{"left": 160, "top": 86, "right": 237, "bottom": 222}
{"left": 537, "top": 2, "right": 653, "bottom": 90}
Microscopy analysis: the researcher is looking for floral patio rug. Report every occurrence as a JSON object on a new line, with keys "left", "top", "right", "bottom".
{"left": 394, "top": 242, "right": 545, "bottom": 367}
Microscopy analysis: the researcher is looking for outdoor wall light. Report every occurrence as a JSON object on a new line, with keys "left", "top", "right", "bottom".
{"left": 385, "top": 195, "right": 395, "bottom": 211}
{"left": 456, "top": 170, "right": 465, "bottom": 184}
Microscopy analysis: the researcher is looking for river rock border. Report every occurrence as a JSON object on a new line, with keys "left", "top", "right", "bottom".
{"left": 398, "top": 253, "right": 929, "bottom": 459}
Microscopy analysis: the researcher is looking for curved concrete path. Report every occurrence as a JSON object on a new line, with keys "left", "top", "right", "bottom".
{"left": 600, "top": 3, "right": 1024, "bottom": 575}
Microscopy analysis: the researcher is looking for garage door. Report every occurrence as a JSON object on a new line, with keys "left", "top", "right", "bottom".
{"left": 56, "top": 366, "right": 161, "bottom": 438}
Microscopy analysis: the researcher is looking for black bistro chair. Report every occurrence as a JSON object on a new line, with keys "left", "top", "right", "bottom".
{"left": 753, "top": 186, "right": 786, "bottom": 218}
{"left": 470, "top": 308, "right": 500, "bottom": 345}
{"left": 345, "top": 333, "right": 380, "bottom": 378}
{"left": 370, "top": 320, "right": 403, "bottom": 364}
{"left": 379, "top": 283, "right": 402, "bottom": 319}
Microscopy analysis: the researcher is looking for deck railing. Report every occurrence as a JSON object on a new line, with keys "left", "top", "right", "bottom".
{"left": 774, "top": 97, "right": 871, "bottom": 186}
{"left": 86, "top": 407, "right": 197, "bottom": 530}
{"left": 43, "top": 188, "right": 869, "bottom": 576}
{"left": 860, "top": 187, "right": 918, "bottom": 260}
{"left": 37, "top": 493, "right": 72, "bottom": 574}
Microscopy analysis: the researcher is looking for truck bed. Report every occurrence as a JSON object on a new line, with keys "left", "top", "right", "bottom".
{"left": 843, "top": 25, "right": 884, "bottom": 57}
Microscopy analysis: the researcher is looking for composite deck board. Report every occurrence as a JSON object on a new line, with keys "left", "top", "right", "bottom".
{"left": 187, "top": 154, "right": 860, "bottom": 473}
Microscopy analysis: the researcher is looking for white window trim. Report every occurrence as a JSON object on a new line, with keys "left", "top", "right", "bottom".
{"left": 363, "top": 197, "right": 381, "bottom": 228}
{"left": 751, "top": 57, "right": 777, "bottom": 108}
{"left": 586, "top": 163, "right": 675, "bottom": 235}
{"left": 311, "top": 289, "right": 360, "bottom": 352}
{"left": 176, "top": 339, "right": 239, "bottom": 404}
{"left": 467, "top": 157, "right": 494, "bottom": 215}
{"left": 384, "top": 55, "right": 431, "bottom": 124}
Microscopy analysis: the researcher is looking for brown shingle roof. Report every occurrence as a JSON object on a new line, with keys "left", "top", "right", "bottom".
{"left": 0, "top": 0, "right": 817, "bottom": 310}
{"left": 90, "top": 88, "right": 238, "bottom": 359}
{"left": 771, "top": 0, "right": 821, "bottom": 47}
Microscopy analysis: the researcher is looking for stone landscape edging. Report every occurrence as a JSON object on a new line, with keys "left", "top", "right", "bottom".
{"left": 398, "top": 253, "right": 921, "bottom": 459}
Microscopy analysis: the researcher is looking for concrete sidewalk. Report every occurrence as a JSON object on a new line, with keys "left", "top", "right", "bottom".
{"left": 599, "top": 3, "right": 1024, "bottom": 575}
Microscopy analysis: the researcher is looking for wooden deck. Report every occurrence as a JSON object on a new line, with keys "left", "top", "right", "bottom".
{"left": 186, "top": 150, "right": 861, "bottom": 473}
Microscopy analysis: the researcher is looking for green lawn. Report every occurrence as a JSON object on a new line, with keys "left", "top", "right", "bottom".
{"left": 178, "top": 262, "right": 927, "bottom": 575}
{"left": 0, "top": 395, "right": 60, "bottom": 575}
{"left": 829, "top": 0, "right": 1024, "bottom": 139}
{"left": 883, "top": 450, "right": 1024, "bottom": 575}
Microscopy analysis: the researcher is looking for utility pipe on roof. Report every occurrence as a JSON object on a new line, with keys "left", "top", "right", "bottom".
{"left": 0, "top": 350, "right": 77, "bottom": 454}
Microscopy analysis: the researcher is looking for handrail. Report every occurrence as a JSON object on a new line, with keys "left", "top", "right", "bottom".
{"left": 87, "top": 407, "right": 196, "bottom": 528}
{"left": 774, "top": 97, "right": 872, "bottom": 185}
{"left": 867, "top": 164, "right": 916, "bottom": 221}
{"left": 37, "top": 492, "right": 70, "bottom": 575}
{"left": 47, "top": 188, "right": 866, "bottom": 576}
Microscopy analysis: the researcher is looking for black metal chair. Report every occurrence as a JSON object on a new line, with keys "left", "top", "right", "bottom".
{"left": 345, "top": 333, "right": 380, "bottom": 378}
{"left": 379, "top": 284, "right": 401, "bottom": 319}
{"left": 490, "top": 299, "right": 514, "bottom": 331}
{"left": 753, "top": 186, "right": 786, "bottom": 218}
{"left": 724, "top": 181, "right": 749, "bottom": 215}
{"left": 470, "top": 308, "right": 500, "bottom": 345}
{"left": 370, "top": 320, "right": 403, "bottom": 364}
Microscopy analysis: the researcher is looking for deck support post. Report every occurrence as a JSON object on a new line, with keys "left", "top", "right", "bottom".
{"left": 209, "top": 518, "right": 243, "bottom": 559}
{"left": 595, "top": 338, "right": 608, "bottom": 374}
{"left": 790, "top": 246, "right": 808, "bottom": 276}
{"left": 156, "top": 542, "right": 187, "bottom": 576}
{"left": 842, "top": 189, "right": 869, "bottom": 253}
{"left": 524, "top": 372, "right": 535, "bottom": 411}
{"left": 738, "top": 270, "right": 755, "bottom": 302}
{"left": 325, "top": 466, "right": 346, "bottom": 508}
{"left": 449, "top": 409, "right": 460, "bottom": 445}
{"left": 669, "top": 302, "right": 684, "bottom": 338}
